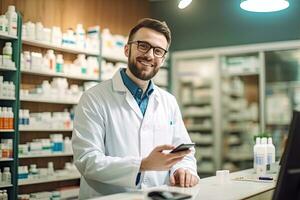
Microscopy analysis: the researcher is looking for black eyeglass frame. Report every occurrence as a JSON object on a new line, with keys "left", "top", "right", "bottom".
{"left": 128, "top": 40, "right": 168, "bottom": 58}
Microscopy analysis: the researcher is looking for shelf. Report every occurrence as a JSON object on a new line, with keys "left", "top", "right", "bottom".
{"left": 19, "top": 152, "right": 73, "bottom": 158}
{"left": 19, "top": 173, "right": 81, "bottom": 186}
{"left": 0, "top": 158, "right": 13, "bottom": 162}
{"left": 0, "top": 96, "right": 16, "bottom": 100}
{"left": 21, "top": 69, "right": 99, "bottom": 81}
{"left": 186, "top": 124, "right": 212, "bottom": 131}
{"left": 22, "top": 38, "right": 99, "bottom": 56}
{"left": 184, "top": 113, "right": 212, "bottom": 118}
{"left": 183, "top": 100, "right": 211, "bottom": 106}
{"left": 0, "top": 33, "right": 18, "bottom": 40}
{"left": 0, "top": 184, "right": 13, "bottom": 189}
{"left": 0, "top": 66, "right": 17, "bottom": 71}
{"left": 19, "top": 127, "right": 73, "bottom": 132}
{"left": 20, "top": 97, "right": 78, "bottom": 105}
{"left": 226, "top": 154, "right": 253, "bottom": 162}
{"left": 0, "top": 129, "right": 15, "bottom": 133}
{"left": 222, "top": 71, "right": 259, "bottom": 77}
{"left": 102, "top": 53, "right": 127, "bottom": 63}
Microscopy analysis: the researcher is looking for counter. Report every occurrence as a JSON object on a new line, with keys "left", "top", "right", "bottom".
{"left": 91, "top": 168, "right": 277, "bottom": 200}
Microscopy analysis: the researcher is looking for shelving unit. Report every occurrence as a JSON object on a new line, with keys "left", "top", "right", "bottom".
{"left": 18, "top": 28, "right": 100, "bottom": 197}
{"left": 172, "top": 40, "right": 300, "bottom": 175}
{"left": 0, "top": 13, "right": 22, "bottom": 200}
{"left": 220, "top": 53, "right": 261, "bottom": 172}
{"left": 172, "top": 56, "right": 219, "bottom": 177}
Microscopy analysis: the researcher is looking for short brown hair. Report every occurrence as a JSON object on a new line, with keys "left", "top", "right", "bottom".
{"left": 128, "top": 18, "right": 171, "bottom": 47}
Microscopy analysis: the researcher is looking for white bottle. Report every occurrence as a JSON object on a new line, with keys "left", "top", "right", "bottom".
{"left": 5, "top": 5, "right": 17, "bottom": 36}
{"left": 253, "top": 137, "right": 261, "bottom": 171}
{"left": 23, "top": 51, "right": 31, "bottom": 70}
{"left": 256, "top": 137, "right": 267, "bottom": 176}
{"left": 0, "top": 15, "right": 8, "bottom": 35}
{"left": 9, "top": 82, "right": 15, "bottom": 98}
{"left": 3, "top": 42, "right": 12, "bottom": 60}
{"left": 2, "top": 167, "right": 11, "bottom": 184}
{"left": 56, "top": 54, "right": 64, "bottom": 73}
{"left": 45, "top": 50, "right": 56, "bottom": 72}
{"left": 2, "top": 190, "right": 7, "bottom": 200}
{"left": 64, "top": 137, "right": 73, "bottom": 153}
{"left": 267, "top": 137, "right": 276, "bottom": 165}
{"left": 24, "top": 110, "right": 30, "bottom": 125}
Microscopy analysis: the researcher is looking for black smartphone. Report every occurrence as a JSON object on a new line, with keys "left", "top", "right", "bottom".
{"left": 170, "top": 143, "right": 195, "bottom": 153}
{"left": 148, "top": 191, "right": 192, "bottom": 200}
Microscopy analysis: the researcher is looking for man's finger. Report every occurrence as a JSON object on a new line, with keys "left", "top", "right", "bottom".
{"left": 167, "top": 149, "right": 191, "bottom": 159}
{"left": 185, "top": 170, "right": 191, "bottom": 187}
{"left": 155, "top": 145, "right": 175, "bottom": 152}
{"left": 179, "top": 169, "right": 186, "bottom": 187}
{"left": 170, "top": 174, "right": 175, "bottom": 186}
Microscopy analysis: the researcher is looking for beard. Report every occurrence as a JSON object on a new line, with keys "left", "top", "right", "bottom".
{"left": 127, "top": 49, "right": 160, "bottom": 81}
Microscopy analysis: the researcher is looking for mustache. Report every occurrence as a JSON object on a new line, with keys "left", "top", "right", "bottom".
{"left": 136, "top": 55, "right": 152, "bottom": 61}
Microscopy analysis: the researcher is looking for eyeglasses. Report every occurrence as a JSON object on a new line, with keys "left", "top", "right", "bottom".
{"left": 128, "top": 40, "right": 168, "bottom": 58}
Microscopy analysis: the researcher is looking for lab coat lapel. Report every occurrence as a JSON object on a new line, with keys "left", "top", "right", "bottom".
{"left": 144, "top": 87, "right": 160, "bottom": 120}
{"left": 111, "top": 69, "right": 143, "bottom": 119}
{"left": 125, "top": 92, "right": 143, "bottom": 119}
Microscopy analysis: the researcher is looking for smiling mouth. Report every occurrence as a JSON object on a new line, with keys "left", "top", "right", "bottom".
{"left": 138, "top": 60, "right": 153, "bottom": 67}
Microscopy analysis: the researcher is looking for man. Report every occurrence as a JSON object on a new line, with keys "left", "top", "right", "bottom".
{"left": 72, "top": 18, "right": 199, "bottom": 199}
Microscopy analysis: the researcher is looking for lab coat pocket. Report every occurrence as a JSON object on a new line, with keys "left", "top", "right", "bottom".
{"left": 154, "top": 123, "right": 172, "bottom": 146}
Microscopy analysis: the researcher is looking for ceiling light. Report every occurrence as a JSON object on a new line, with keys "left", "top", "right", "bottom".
{"left": 178, "top": 0, "right": 192, "bottom": 9}
{"left": 240, "top": 0, "right": 289, "bottom": 12}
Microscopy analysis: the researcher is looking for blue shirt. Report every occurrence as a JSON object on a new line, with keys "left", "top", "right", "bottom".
{"left": 120, "top": 68, "right": 154, "bottom": 116}
{"left": 120, "top": 68, "right": 154, "bottom": 186}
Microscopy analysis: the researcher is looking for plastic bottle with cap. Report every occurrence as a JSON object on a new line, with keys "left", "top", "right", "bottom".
{"left": 253, "top": 137, "right": 261, "bottom": 171}
{"left": 5, "top": 5, "right": 18, "bottom": 36}
{"left": 256, "top": 137, "right": 267, "bottom": 176}
{"left": 267, "top": 137, "right": 275, "bottom": 165}
{"left": 3, "top": 42, "right": 12, "bottom": 60}
{"left": 2, "top": 167, "right": 11, "bottom": 184}
{"left": 45, "top": 50, "right": 56, "bottom": 72}
{"left": 0, "top": 15, "right": 8, "bottom": 34}
{"left": 56, "top": 54, "right": 64, "bottom": 73}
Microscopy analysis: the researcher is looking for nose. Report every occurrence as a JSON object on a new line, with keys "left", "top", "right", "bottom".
{"left": 144, "top": 47, "right": 155, "bottom": 58}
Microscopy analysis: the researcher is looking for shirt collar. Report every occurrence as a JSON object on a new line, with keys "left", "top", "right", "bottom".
{"left": 120, "top": 68, "right": 154, "bottom": 99}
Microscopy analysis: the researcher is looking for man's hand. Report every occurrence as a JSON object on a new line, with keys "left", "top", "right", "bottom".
{"left": 140, "top": 145, "right": 191, "bottom": 171}
{"left": 170, "top": 168, "right": 199, "bottom": 187}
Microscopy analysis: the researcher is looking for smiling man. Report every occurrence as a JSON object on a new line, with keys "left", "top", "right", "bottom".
{"left": 72, "top": 18, "right": 199, "bottom": 199}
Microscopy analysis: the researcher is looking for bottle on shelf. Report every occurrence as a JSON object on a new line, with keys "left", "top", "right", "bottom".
{"left": 2, "top": 167, "right": 11, "bottom": 184}
{"left": 5, "top": 5, "right": 18, "bottom": 36}
{"left": 0, "top": 15, "right": 8, "bottom": 35}
{"left": 56, "top": 54, "right": 64, "bottom": 73}
{"left": 45, "top": 49, "right": 56, "bottom": 72}
{"left": 3, "top": 42, "right": 12, "bottom": 60}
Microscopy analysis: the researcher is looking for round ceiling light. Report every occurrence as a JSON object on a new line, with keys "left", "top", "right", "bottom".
{"left": 240, "top": 0, "right": 289, "bottom": 12}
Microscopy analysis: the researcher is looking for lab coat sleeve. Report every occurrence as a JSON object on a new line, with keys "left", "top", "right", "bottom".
{"left": 170, "top": 97, "right": 200, "bottom": 179}
{"left": 72, "top": 92, "right": 142, "bottom": 188}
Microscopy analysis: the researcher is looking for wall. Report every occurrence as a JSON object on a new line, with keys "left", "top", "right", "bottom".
{"left": 1, "top": 0, "right": 150, "bottom": 35}
{"left": 150, "top": 0, "right": 300, "bottom": 51}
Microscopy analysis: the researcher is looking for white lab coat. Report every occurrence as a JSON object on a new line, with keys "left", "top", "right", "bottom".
{"left": 72, "top": 69, "right": 198, "bottom": 199}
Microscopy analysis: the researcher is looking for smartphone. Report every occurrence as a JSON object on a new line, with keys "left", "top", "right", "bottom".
{"left": 170, "top": 143, "right": 195, "bottom": 153}
{"left": 148, "top": 191, "right": 192, "bottom": 200}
